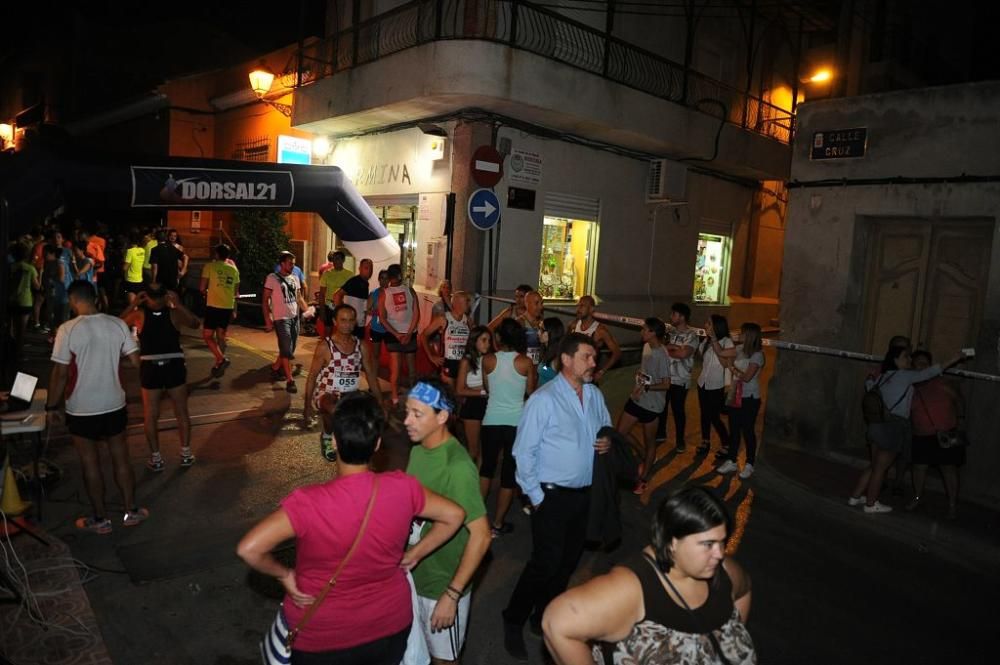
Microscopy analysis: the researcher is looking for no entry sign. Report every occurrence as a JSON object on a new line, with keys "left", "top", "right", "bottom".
{"left": 471, "top": 145, "right": 504, "bottom": 187}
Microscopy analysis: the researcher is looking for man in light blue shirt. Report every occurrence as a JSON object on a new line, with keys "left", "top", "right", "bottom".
{"left": 502, "top": 332, "right": 611, "bottom": 660}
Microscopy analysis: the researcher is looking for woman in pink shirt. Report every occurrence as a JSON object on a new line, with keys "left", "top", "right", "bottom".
{"left": 238, "top": 393, "right": 465, "bottom": 664}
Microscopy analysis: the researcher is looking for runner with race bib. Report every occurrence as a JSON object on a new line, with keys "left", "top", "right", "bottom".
{"left": 420, "top": 291, "right": 472, "bottom": 386}
{"left": 304, "top": 304, "right": 383, "bottom": 462}
{"left": 517, "top": 291, "right": 545, "bottom": 366}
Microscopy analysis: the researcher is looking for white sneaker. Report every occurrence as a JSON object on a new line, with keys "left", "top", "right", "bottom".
{"left": 847, "top": 495, "right": 867, "bottom": 507}
{"left": 716, "top": 460, "right": 738, "bottom": 474}
{"left": 738, "top": 463, "right": 754, "bottom": 479}
{"left": 863, "top": 501, "right": 893, "bottom": 514}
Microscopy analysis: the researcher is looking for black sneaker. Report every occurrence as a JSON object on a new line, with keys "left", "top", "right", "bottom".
{"left": 286, "top": 381, "right": 298, "bottom": 394}
{"left": 503, "top": 621, "right": 528, "bottom": 661}
{"left": 211, "top": 364, "right": 225, "bottom": 378}
{"left": 270, "top": 367, "right": 283, "bottom": 381}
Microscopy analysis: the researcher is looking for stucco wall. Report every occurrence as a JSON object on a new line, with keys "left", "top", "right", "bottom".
{"left": 477, "top": 126, "right": 767, "bottom": 342}
{"left": 767, "top": 82, "right": 1000, "bottom": 507}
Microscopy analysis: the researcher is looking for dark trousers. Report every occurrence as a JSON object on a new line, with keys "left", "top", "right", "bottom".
{"left": 291, "top": 626, "right": 408, "bottom": 665}
{"left": 698, "top": 386, "right": 729, "bottom": 445}
{"left": 656, "top": 384, "right": 689, "bottom": 443}
{"left": 727, "top": 397, "right": 761, "bottom": 465}
{"left": 503, "top": 485, "right": 590, "bottom": 627}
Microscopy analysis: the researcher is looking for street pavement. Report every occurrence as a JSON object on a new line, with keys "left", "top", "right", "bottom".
{"left": 2, "top": 324, "right": 998, "bottom": 665}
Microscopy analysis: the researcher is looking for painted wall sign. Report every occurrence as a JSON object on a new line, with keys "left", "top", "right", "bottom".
{"left": 331, "top": 128, "right": 451, "bottom": 195}
{"left": 811, "top": 128, "right": 868, "bottom": 160}
{"left": 508, "top": 148, "right": 542, "bottom": 185}
{"left": 131, "top": 166, "right": 294, "bottom": 207}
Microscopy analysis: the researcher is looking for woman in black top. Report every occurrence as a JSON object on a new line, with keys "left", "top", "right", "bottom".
{"left": 543, "top": 487, "right": 755, "bottom": 665}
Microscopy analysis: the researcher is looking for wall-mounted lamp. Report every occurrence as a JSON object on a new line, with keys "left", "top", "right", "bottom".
{"left": 312, "top": 136, "right": 332, "bottom": 159}
{"left": 804, "top": 68, "right": 833, "bottom": 84}
{"left": 248, "top": 62, "right": 292, "bottom": 117}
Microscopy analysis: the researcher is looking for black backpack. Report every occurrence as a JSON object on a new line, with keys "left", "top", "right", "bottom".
{"left": 861, "top": 373, "right": 905, "bottom": 424}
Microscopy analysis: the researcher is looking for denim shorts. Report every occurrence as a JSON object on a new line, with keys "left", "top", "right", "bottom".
{"left": 273, "top": 317, "right": 299, "bottom": 359}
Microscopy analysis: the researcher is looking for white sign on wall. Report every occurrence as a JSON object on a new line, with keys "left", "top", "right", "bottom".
{"left": 508, "top": 148, "right": 542, "bottom": 186}
{"left": 331, "top": 128, "right": 452, "bottom": 196}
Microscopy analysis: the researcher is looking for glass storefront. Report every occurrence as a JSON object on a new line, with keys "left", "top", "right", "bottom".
{"left": 537, "top": 216, "right": 597, "bottom": 300}
{"left": 693, "top": 232, "right": 731, "bottom": 305}
{"left": 367, "top": 203, "right": 418, "bottom": 284}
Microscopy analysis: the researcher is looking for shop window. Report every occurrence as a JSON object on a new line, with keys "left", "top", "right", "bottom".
{"left": 538, "top": 217, "right": 598, "bottom": 300}
{"left": 693, "top": 232, "right": 731, "bottom": 305}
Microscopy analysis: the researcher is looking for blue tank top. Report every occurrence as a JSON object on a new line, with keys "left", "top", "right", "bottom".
{"left": 538, "top": 362, "right": 558, "bottom": 386}
{"left": 370, "top": 287, "right": 385, "bottom": 333}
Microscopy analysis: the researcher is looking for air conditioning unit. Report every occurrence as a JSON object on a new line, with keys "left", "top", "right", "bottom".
{"left": 646, "top": 159, "right": 688, "bottom": 203}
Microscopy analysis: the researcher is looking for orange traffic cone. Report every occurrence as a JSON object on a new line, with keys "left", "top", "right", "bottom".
{"left": 0, "top": 455, "right": 31, "bottom": 517}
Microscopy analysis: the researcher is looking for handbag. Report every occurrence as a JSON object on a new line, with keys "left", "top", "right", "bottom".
{"left": 914, "top": 390, "right": 968, "bottom": 449}
{"left": 725, "top": 380, "right": 743, "bottom": 409}
{"left": 261, "top": 477, "right": 381, "bottom": 664}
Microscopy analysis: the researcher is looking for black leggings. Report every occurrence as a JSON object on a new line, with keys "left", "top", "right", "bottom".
{"left": 291, "top": 626, "right": 409, "bottom": 665}
{"left": 656, "top": 385, "right": 689, "bottom": 443}
{"left": 480, "top": 425, "right": 517, "bottom": 488}
{"left": 698, "top": 386, "right": 729, "bottom": 445}
{"left": 727, "top": 397, "right": 761, "bottom": 465}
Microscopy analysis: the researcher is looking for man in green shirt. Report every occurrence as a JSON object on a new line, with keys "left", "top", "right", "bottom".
{"left": 317, "top": 251, "right": 353, "bottom": 328}
{"left": 405, "top": 378, "right": 491, "bottom": 664}
{"left": 199, "top": 244, "right": 240, "bottom": 377}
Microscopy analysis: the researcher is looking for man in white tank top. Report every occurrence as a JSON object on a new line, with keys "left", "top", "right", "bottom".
{"left": 572, "top": 295, "right": 622, "bottom": 382}
{"left": 377, "top": 263, "right": 420, "bottom": 404}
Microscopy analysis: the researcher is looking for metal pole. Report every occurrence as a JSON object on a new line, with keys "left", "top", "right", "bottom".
{"left": 444, "top": 192, "right": 455, "bottom": 280}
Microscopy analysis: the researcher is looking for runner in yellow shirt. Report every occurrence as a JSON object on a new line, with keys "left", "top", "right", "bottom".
{"left": 200, "top": 244, "right": 240, "bottom": 377}
{"left": 123, "top": 234, "right": 146, "bottom": 306}
{"left": 317, "top": 250, "right": 353, "bottom": 331}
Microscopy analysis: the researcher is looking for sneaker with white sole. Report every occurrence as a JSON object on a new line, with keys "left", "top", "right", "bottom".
{"left": 716, "top": 460, "right": 738, "bottom": 474}
{"left": 123, "top": 507, "right": 150, "bottom": 526}
{"left": 863, "top": 501, "right": 893, "bottom": 514}
{"left": 146, "top": 456, "right": 165, "bottom": 472}
{"left": 75, "top": 516, "right": 112, "bottom": 534}
{"left": 180, "top": 451, "right": 195, "bottom": 467}
{"left": 738, "top": 463, "right": 754, "bottom": 479}
{"left": 847, "top": 495, "right": 867, "bottom": 506}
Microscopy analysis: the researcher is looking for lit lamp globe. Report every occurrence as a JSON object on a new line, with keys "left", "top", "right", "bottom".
{"left": 249, "top": 66, "right": 276, "bottom": 97}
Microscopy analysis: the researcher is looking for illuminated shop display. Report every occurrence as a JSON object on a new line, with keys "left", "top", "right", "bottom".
{"left": 693, "top": 232, "right": 731, "bottom": 304}
{"left": 538, "top": 217, "right": 597, "bottom": 300}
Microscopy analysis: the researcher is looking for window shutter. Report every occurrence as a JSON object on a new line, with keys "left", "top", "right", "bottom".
{"left": 543, "top": 192, "right": 600, "bottom": 222}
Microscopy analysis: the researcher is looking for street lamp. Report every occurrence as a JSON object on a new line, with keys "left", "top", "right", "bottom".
{"left": 248, "top": 62, "right": 292, "bottom": 117}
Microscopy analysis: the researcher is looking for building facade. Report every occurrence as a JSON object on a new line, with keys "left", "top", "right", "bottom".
{"left": 766, "top": 81, "right": 1000, "bottom": 506}
{"left": 290, "top": 0, "right": 802, "bottom": 327}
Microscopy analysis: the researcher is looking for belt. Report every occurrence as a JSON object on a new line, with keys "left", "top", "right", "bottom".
{"left": 541, "top": 483, "right": 590, "bottom": 493}
{"left": 140, "top": 353, "right": 184, "bottom": 364}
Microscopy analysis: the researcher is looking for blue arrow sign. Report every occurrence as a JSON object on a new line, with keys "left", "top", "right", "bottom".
{"left": 467, "top": 188, "right": 501, "bottom": 231}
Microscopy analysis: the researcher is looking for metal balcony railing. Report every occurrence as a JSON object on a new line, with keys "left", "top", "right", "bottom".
{"left": 299, "top": 0, "right": 795, "bottom": 144}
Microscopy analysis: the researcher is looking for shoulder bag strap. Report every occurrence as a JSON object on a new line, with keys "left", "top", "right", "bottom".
{"left": 641, "top": 554, "right": 734, "bottom": 665}
{"left": 287, "top": 476, "right": 380, "bottom": 648}
{"left": 914, "top": 389, "right": 938, "bottom": 431}
{"left": 881, "top": 373, "right": 908, "bottom": 415}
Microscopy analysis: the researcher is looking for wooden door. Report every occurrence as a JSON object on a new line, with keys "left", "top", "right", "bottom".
{"left": 919, "top": 222, "right": 993, "bottom": 358}
{"left": 863, "top": 218, "right": 993, "bottom": 356}
{"left": 862, "top": 220, "right": 931, "bottom": 354}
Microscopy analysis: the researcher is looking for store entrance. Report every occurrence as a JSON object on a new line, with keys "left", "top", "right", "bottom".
{"left": 368, "top": 197, "right": 418, "bottom": 284}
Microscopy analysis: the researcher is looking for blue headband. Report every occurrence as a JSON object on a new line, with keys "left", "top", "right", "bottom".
{"left": 410, "top": 382, "right": 455, "bottom": 413}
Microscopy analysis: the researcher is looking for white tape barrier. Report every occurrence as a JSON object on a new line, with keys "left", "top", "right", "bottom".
{"left": 480, "top": 295, "right": 1000, "bottom": 384}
